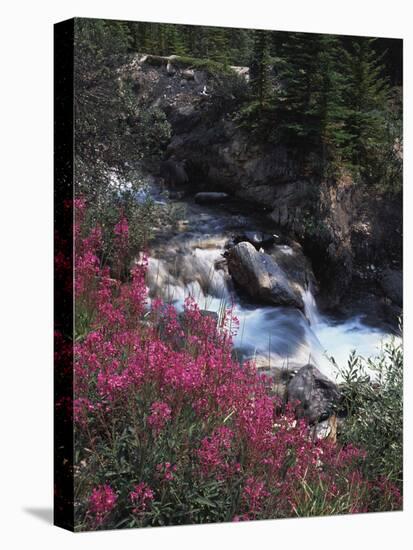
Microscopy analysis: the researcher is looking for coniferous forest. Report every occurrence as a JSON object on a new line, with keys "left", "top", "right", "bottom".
{"left": 55, "top": 18, "right": 403, "bottom": 531}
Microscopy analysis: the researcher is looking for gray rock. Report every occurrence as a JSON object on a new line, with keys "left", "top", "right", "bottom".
{"left": 269, "top": 243, "right": 316, "bottom": 290}
{"left": 310, "top": 415, "right": 338, "bottom": 442}
{"left": 182, "top": 69, "right": 195, "bottom": 80}
{"left": 166, "top": 61, "right": 176, "bottom": 76}
{"left": 226, "top": 242, "right": 304, "bottom": 309}
{"left": 194, "top": 192, "right": 229, "bottom": 204}
{"left": 380, "top": 269, "right": 402, "bottom": 307}
{"left": 234, "top": 231, "right": 275, "bottom": 249}
{"left": 287, "top": 365, "right": 341, "bottom": 424}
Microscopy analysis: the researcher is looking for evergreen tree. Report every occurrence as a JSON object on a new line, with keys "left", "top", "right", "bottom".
{"left": 205, "top": 27, "right": 231, "bottom": 65}
{"left": 343, "top": 37, "right": 390, "bottom": 168}
{"left": 308, "top": 35, "right": 352, "bottom": 167}
{"left": 274, "top": 32, "right": 321, "bottom": 145}
{"left": 249, "top": 30, "right": 272, "bottom": 110}
{"left": 74, "top": 18, "right": 133, "bottom": 189}
{"left": 227, "top": 28, "right": 254, "bottom": 65}
{"left": 162, "top": 24, "right": 187, "bottom": 56}
{"left": 273, "top": 33, "right": 353, "bottom": 171}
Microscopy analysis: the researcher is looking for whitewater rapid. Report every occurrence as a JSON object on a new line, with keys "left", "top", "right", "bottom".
{"left": 143, "top": 184, "right": 399, "bottom": 382}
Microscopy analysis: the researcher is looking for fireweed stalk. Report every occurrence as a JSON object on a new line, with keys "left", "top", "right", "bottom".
{"left": 69, "top": 199, "right": 401, "bottom": 530}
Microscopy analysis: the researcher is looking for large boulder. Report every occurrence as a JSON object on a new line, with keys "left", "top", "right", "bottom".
{"left": 269, "top": 241, "right": 316, "bottom": 290}
{"left": 380, "top": 268, "right": 402, "bottom": 307}
{"left": 226, "top": 241, "right": 304, "bottom": 309}
{"left": 287, "top": 365, "right": 341, "bottom": 424}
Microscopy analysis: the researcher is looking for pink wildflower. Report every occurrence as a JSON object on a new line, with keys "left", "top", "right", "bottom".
{"left": 130, "top": 482, "right": 154, "bottom": 514}
{"left": 156, "top": 462, "right": 177, "bottom": 482}
{"left": 242, "top": 477, "right": 270, "bottom": 516}
{"left": 147, "top": 401, "right": 172, "bottom": 434}
{"left": 88, "top": 484, "right": 117, "bottom": 525}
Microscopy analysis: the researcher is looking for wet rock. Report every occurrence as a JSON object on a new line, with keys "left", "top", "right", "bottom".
{"left": 380, "top": 268, "right": 402, "bottom": 307}
{"left": 311, "top": 415, "right": 338, "bottom": 442}
{"left": 287, "top": 365, "right": 341, "bottom": 424}
{"left": 194, "top": 192, "right": 229, "bottom": 204}
{"left": 234, "top": 230, "right": 275, "bottom": 249}
{"left": 269, "top": 242, "right": 316, "bottom": 291}
{"left": 226, "top": 241, "right": 304, "bottom": 309}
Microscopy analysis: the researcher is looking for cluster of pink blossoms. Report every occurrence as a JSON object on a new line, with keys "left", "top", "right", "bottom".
{"left": 130, "top": 482, "right": 154, "bottom": 515}
{"left": 242, "top": 477, "right": 270, "bottom": 518}
{"left": 197, "top": 426, "right": 238, "bottom": 479}
{"left": 88, "top": 484, "right": 117, "bottom": 525}
{"left": 147, "top": 401, "right": 172, "bottom": 434}
{"left": 156, "top": 462, "right": 178, "bottom": 482}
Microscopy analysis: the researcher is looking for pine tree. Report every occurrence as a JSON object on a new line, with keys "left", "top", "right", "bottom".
{"left": 227, "top": 28, "right": 254, "bottom": 65}
{"left": 162, "top": 24, "right": 187, "bottom": 56}
{"left": 343, "top": 37, "right": 390, "bottom": 168}
{"left": 308, "top": 35, "right": 353, "bottom": 167}
{"left": 250, "top": 30, "right": 272, "bottom": 110}
{"left": 74, "top": 19, "right": 170, "bottom": 194}
{"left": 274, "top": 32, "right": 321, "bottom": 144}
{"left": 205, "top": 27, "right": 231, "bottom": 65}
{"left": 273, "top": 32, "right": 353, "bottom": 171}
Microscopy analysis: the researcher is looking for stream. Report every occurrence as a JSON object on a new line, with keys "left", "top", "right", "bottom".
{"left": 142, "top": 181, "right": 398, "bottom": 382}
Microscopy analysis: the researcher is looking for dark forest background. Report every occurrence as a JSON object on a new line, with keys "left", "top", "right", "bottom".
{"left": 74, "top": 19, "right": 402, "bottom": 198}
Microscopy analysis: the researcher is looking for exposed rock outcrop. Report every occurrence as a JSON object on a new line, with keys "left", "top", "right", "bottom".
{"left": 226, "top": 242, "right": 304, "bottom": 309}
{"left": 380, "top": 269, "right": 402, "bottom": 307}
{"left": 159, "top": 159, "right": 189, "bottom": 186}
{"left": 287, "top": 365, "right": 341, "bottom": 424}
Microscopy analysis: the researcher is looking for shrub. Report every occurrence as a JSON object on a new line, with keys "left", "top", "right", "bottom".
{"left": 71, "top": 201, "right": 402, "bottom": 530}
{"left": 339, "top": 336, "right": 403, "bottom": 489}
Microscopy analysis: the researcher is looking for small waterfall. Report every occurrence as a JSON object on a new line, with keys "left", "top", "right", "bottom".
{"left": 141, "top": 180, "right": 397, "bottom": 380}
{"left": 302, "top": 286, "right": 320, "bottom": 326}
{"left": 146, "top": 236, "right": 230, "bottom": 310}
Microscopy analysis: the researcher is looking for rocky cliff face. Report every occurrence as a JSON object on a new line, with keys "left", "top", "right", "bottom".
{"left": 125, "top": 55, "right": 402, "bottom": 317}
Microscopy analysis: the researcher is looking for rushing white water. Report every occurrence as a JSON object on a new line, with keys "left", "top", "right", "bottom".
{"left": 302, "top": 286, "right": 321, "bottom": 326}
{"left": 144, "top": 187, "right": 399, "bottom": 382}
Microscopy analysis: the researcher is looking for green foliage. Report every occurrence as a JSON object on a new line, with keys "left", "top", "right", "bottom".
{"left": 249, "top": 30, "right": 272, "bottom": 110}
{"left": 338, "top": 335, "right": 403, "bottom": 488}
{"left": 74, "top": 18, "right": 171, "bottom": 199}
{"left": 343, "top": 38, "right": 390, "bottom": 165}
{"left": 271, "top": 34, "right": 351, "bottom": 168}
{"left": 173, "top": 55, "right": 233, "bottom": 77}
{"left": 73, "top": 18, "right": 173, "bottom": 265}
{"left": 127, "top": 22, "right": 253, "bottom": 66}
{"left": 358, "top": 86, "right": 402, "bottom": 193}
